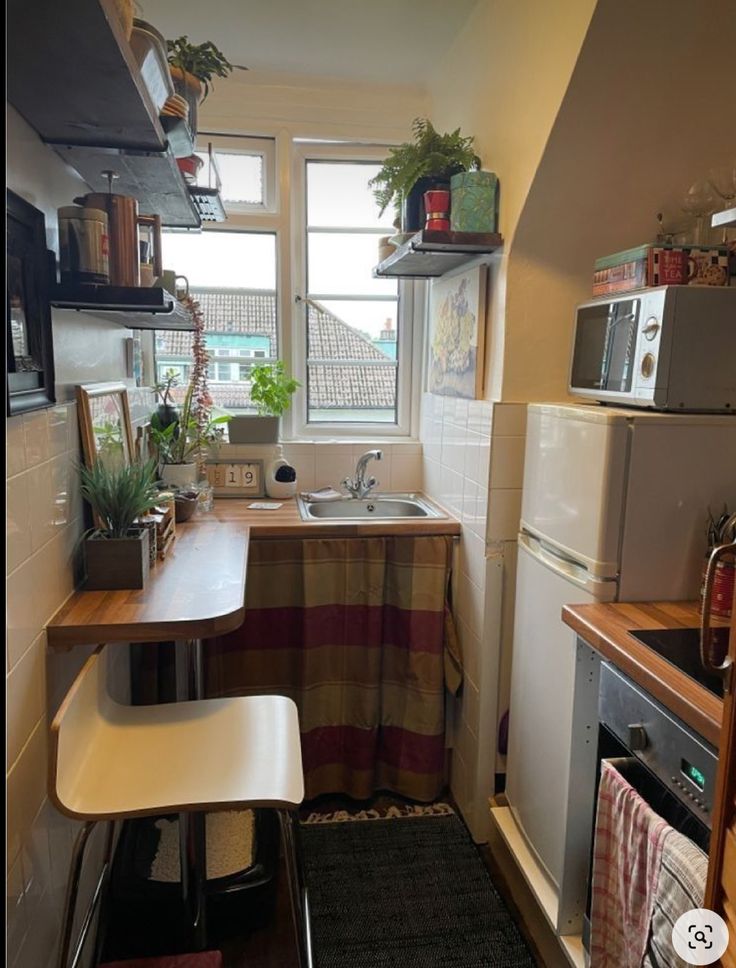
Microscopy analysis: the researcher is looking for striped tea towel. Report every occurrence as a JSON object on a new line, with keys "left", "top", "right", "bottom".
{"left": 590, "top": 759, "right": 671, "bottom": 968}
{"left": 642, "top": 828, "right": 708, "bottom": 968}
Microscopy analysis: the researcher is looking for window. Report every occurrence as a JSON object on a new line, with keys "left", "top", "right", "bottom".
{"left": 196, "top": 135, "right": 276, "bottom": 213}
{"left": 154, "top": 137, "right": 422, "bottom": 438}
{"left": 156, "top": 230, "right": 277, "bottom": 413}
{"left": 301, "top": 159, "right": 400, "bottom": 425}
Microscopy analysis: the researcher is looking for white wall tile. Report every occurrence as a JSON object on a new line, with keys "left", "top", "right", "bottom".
{"left": 461, "top": 678, "right": 481, "bottom": 736}
{"left": 6, "top": 635, "right": 45, "bottom": 768}
{"left": 6, "top": 855, "right": 27, "bottom": 965}
{"left": 27, "top": 456, "right": 74, "bottom": 553}
{"left": 486, "top": 488, "right": 522, "bottom": 542}
{"left": 47, "top": 405, "right": 73, "bottom": 460}
{"left": 313, "top": 445, "right": 354, "bottom": 490}
{"left": 489, "top": 436, "right": 526, "bottom": 489}
{"left": 459, "top": 529, "right": 486, "bottom": 589}
{"left": 477, "top": 436, "right": 491, "bottom": 489}
{"left": 21, "top": 411, "right": 50, "bottom": 469}
{"left": 492, "top": 402, "right": 528, "bottom": 437}
{"left": 7, "top": 548, "right": 61, "bottom": 670}
{"left": 7, "top": 416, "right": 27, "bottom": 478}
{"left": 439, "top": 465, "right": 464, "bottom": 516}
{"left": 7, "top": 475, "right": 32, "bottom": 574}
{"left": 390, "top": 452, "right": 422, "bottom": 491}
{"left": 423, "top": 457, "right": 442, "bottom": 500}
{"left": 282, "top": 444, "right": 316, "bottom": 492}
{"left": 7, "top": 721, "right": 47, "bottom": 871}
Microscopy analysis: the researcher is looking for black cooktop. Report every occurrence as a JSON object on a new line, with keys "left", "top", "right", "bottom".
{"left": 629, "top": 627, "right": 728, "bottom": 698}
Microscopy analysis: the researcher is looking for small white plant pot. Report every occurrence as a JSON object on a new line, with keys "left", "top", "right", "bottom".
{"left": 160, "top": 462, "right": 198, "bottom": 490}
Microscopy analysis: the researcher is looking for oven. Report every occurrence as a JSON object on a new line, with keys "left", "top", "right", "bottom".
{"left": 582, "top": 661, "right": 717, "bottom": 951}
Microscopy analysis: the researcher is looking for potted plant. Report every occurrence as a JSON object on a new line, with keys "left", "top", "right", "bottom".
{"left": 229, "top": 361, "right": 300, "bottom": 444}
{"left": 369, "top": 117, "right": 481, "bottom": 233}
{"left": 166, "top": 36, "right": 233, "bottom": 139}
{"left": 150, "top": 383, "right": 230, "bottom": 489}
{"left": 153, "top": 368, "right": 181, "bottom": 431}
{"left": 79, "top": 458, "right": 160, "bottom": 590}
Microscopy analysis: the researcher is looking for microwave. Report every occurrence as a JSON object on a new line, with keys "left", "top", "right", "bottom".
{"left": 569, "top": 285, "right": 736, "bottom": 411}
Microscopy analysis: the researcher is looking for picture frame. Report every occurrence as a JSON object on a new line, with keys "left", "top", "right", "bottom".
{"left": 6, "top": 189, "right": 56, "bottom": 416}
{"left": 427, "top": 265, "right": 487, "bottom": 400}
{"left": 206, "top": 459, "right": 265, "bottom": 499}
{"left": 76, "top": 382, "right": 135, "bottom": 470}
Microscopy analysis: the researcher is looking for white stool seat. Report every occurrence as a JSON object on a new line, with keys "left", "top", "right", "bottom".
{"left": 50, "top": 649, "right": 304, "bottom": 820}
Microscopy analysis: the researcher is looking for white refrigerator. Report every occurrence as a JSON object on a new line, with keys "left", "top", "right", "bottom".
{"left": 505, "top": 403, "right": 736, "bottom": 935}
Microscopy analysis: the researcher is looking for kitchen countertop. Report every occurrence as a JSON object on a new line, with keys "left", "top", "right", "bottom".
{"left": 207, "top": 494, "right": 461, "bottom": 538}
{"left": 562, "top": 601, "right": 729, "bottom": 748}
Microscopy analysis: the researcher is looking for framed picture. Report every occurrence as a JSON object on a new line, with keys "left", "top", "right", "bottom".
{"left": 427, "top": 265, "right": 487, "bottom": 399}
{"left": 76, "top": 382, "right": 135, "bottom": 470}
{"left": 7, "top": 189, "right": 56, "bottom": 416}
{"left": 206, "top": 459, "right": 265, "bottom": 499}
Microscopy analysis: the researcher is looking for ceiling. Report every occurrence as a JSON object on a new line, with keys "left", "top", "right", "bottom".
{"left": 138, "top": 0, "right": 482, "bottom": 85}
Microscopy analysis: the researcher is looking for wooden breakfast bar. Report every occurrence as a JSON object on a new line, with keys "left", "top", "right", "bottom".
{"left": 46, "top": 520, "right": 251, "bottom": 952}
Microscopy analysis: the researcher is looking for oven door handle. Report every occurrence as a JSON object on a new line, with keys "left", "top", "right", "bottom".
{"left": 700, "top": 541, "right": 735, "bottom": 692}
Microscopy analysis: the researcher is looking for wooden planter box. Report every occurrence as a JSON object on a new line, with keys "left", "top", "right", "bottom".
{"left": 84, "top": 528, "right": 150, "bottom": 590}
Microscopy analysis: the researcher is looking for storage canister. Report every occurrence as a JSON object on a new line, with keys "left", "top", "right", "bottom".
{"left": 58, "top": 206, "right": 110, "bottom": 285}
{"left": 450, "top": 171, "right": 499, "bottom": 233}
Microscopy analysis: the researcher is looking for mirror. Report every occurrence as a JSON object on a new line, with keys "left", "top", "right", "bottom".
{"left": 76, "top": 382, "right": 134, "bottom": 471}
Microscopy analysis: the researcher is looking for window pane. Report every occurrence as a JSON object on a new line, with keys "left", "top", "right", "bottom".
{"left": 156, "top": 231, "right": 277, "bottom": 413}
{"left": 306, "top": 303, "right": 396, "bottom": 423}
{"left": 317, "top": 300, "right": 398, "bottom": 357}
{"left": 307, "top": 161, "right": 394, "bottom": 229}
{"left": 308, "top": 232, "right": 397, "bottom": 297}
{"left": 162, "top": 232, "right": 276, "bottom": 289}
{"left": 197, "top": 151, "right": 263, "bottom": 204}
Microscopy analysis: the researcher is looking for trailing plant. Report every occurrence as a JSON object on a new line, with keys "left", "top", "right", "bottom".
{"left": 150, "top": 383, "right": 229, "bottom": 467}
{"left": 79, "top": 458, "right": 160, "bottom": 539}
{"left": 166, "top": 36, "right": 233, "bottom": 100}
{"left": 369, "top": 117, "right": 481, "bottom": 218}
{"left": 249, "top": 361, "right": 300, "bottom": 417}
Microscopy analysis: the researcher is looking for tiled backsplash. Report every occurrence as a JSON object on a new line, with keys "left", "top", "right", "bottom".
{"left": 6, "top": 390, "right": 152, "bottom": 968}
{"left": 419, "top": 392, "right": 527, "bottom": 841}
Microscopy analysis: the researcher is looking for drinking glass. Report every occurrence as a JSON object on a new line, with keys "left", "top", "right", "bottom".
{"left": 708, "top": 164, "right": 736, "bottom": 208}
{"left": 681, "top": 180, "right": 718, "bottom": 245}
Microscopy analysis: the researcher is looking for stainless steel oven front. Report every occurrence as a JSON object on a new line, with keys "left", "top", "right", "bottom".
{"left": 582, "top": 661, "right": 717, "bottom": 952}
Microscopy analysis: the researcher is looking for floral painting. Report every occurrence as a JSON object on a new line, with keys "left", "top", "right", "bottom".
{"left": 428, "top": 266, "right": 486, "bottom": 399}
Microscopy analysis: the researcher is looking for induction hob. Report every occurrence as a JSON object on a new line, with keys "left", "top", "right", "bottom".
{"left": 629, "top": 627, "right": 729, "bottom": 698}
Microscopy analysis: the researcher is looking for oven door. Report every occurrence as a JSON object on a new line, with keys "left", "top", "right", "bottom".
{"left": 570, "top": 297, "right": 642, "bottom": 401}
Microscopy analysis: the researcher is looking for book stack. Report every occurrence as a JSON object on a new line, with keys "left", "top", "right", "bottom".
{"left": 592, "top": 243, "right": 730, "bottom": 296}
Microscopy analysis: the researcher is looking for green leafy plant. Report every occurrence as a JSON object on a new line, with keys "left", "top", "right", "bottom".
{"left": 154, "top": 368, "right": 180, "bottom": 407}
{"left": 250, "top": 361, "right": 300, "bottom": 417}
{"left": 166, "top": 36, "right": 233, "bottom": 100}
{"left": 150, "top": 383, "right": 230, "bottom": 466}
{"left": 79, "top": 459, "right": 160, "bottom": 539}
{"left": 369, "top": 117, "right": 481, "bottom": 218}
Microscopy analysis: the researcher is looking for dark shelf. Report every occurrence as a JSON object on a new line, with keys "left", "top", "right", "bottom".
{"left": 8, "top": 0, "right": 165, "bottom": 151}
{"left": 52, "top": 145, "right": 201, "bottom": 229}
{"left": 189, "top": 187, "right": 227, "bottom": 223}
{"left": 373, "top": 230, "right": 503, "bottom": 279}
{"left": 50, "top": 285, "right": 195, "bottom": 331}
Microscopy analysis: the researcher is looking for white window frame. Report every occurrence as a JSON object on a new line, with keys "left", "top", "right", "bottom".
{"left": 289, "top": 142, "right": 423, "bottom": 440}
{"left": 197, "top": 133, "right": 277, "bottom": 214}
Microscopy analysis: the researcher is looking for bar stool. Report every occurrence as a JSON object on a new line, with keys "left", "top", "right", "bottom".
{"left": 50, "top": 646, "right": 311, "bottom": 968}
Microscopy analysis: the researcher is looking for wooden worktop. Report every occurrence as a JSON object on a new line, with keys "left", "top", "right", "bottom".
{"left": 46, "top": 522, "right": 249, "bottom": 650}
{"left": 207, "top": 495, "right": 461, "bottom": 538}
{"left": 563, "top": 601, "right": 729, "bottom": 748}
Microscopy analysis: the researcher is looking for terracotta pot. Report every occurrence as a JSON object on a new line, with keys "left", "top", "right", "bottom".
{"left": 169, "top": 67, "right": 202, "bottom": 138}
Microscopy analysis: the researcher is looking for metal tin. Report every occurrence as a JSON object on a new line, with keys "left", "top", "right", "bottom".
{"left": 58, "top": 206, "right": 109, "bottom": 284}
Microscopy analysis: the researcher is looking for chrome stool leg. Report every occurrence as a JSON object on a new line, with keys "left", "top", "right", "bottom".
{"left": 279, "top": 809, "right": 313, "bottom": 968}
{"left": 57, "top": 820, "right": 115, "bottom": 968}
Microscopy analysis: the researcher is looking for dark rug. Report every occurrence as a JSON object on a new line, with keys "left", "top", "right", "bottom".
{"left": 301, "top": 813, "right": 536, "bottom": 968}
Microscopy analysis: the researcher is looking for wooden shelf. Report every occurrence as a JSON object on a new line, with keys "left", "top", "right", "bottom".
{"left": 50, "top": 285, "right": 196, "bottom": 331}
{"left": 373, "top": 230, "right": 503, "bottom": 279}
{"left": 8, "top": 0, "right": 201, "bottom": 230}
{"left": 712, "top": 207, "right": 736, "bottom": 229}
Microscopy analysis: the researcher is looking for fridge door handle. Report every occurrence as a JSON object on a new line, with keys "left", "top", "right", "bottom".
{"left": 519, "top": 531, "right": 592, "bottom": 587}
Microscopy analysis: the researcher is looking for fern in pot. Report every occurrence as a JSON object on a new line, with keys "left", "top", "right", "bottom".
{"left": 228, "top": 361, "right": 300, "bottom": 444}
{"left": 369, "top": 117, "right": 481, "bottom": 233}
{"left": 80, "top": 458, "right": 160, "bottom": 590}
{"left": 166, "top": 35, "right": 233, "bottom": 140}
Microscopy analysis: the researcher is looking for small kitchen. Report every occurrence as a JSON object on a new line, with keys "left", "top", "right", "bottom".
{"left": 6, "top": 2, "right": 736, "bottom": 968}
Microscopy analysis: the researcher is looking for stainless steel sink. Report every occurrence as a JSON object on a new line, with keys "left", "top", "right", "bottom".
{"left": 297, "top": 493, "right": 446, "bottom": 521}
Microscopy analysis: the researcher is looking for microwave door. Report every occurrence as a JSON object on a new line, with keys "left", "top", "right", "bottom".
{"left": 602, "top": 306, "right": 637, "bottom": 392}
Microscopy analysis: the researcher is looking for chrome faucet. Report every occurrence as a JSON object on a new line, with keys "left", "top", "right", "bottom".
{"left": 342, "top": 450, "right": 382, "bottom": 500}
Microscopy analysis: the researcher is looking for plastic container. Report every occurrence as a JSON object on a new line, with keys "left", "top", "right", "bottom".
{"left": 265, "top": 446, "right": 297, "bottom": 499}
{"left": 129, "top": 19, "right": 174, "bottom": 112}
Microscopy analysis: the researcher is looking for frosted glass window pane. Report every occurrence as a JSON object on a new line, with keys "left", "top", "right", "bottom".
{"left": 307, "top": 162, "right": 395, "bottom": 229}
{"left": 308, "top": 232, "right": 397, "bottom": 297}
{"left": 196, "top": 152, "right": 264, "bottom": 204}
{"left": 162, "top": 232, "right": 276, "bottom": 289}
